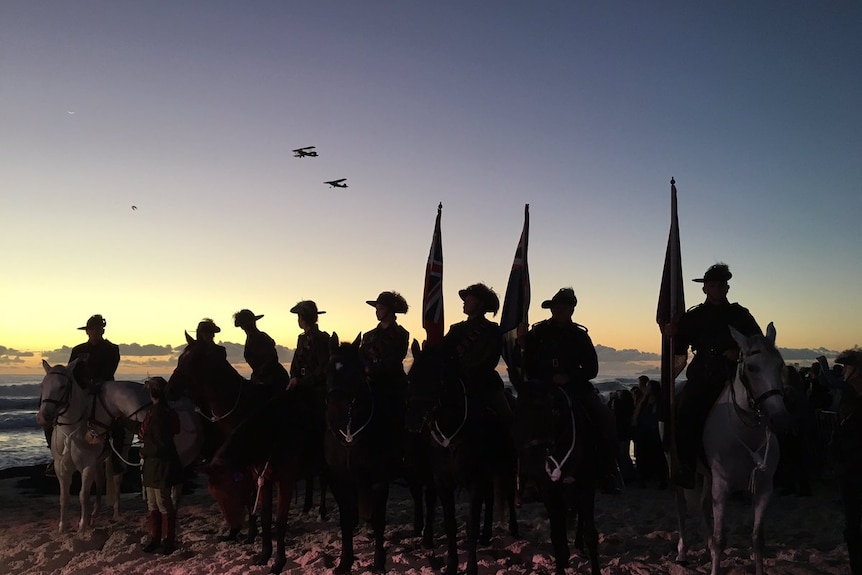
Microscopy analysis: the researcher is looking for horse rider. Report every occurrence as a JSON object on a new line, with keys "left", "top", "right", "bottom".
{"left": 44, "top": 314, "right": 121, "bottom": 477}
{"left": 833, "top": 348, "right": 862, "bottom": 575}
{"left": 516, "top": 287, "right": 621, "bottom": 494}
{"left": 443, "top": 283, "right": 513, "bottom": 432}
{"left": 139, "top": 376, "right": 183, "bottom": 555}
{"left": 196, "top": 318, "right": 227, "bottom": 360}
{"left": 234, "top": 309, "right": 290, "bottom": 392}
{"left": 361, "top": 292, "right": 410, "bottom": 440}
{"left": 665, "top": 263, "right": 762, "bottom": 488}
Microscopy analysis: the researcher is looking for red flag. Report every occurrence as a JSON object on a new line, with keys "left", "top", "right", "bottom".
{"left": 422, "top": 203, "right": 444, "bottom": 346}
{"left": 500, "top": 204, "right": 530, "bottom": 386}
{"left": 657, "top": 178, "right": 684, "bottom": 422}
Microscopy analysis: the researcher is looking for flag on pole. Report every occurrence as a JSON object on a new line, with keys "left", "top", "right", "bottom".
{"left": 500, "top": 204, "right": 530, "bottom": 388}
{"left": 422, "top": 203, "right": 444, "bottom": 347}
{"left": 656, "top": 178, "right": 685, "bottom": 423}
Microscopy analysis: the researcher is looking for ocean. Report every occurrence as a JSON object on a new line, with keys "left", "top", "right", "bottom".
{"left": 0, "top": 372, "right": 637, "bottom": 471}
{"left": 0, "top": 373, "right": 153, "bottom": 471}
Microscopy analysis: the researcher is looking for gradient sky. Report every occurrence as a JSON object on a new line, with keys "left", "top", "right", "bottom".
{"left": 2, "top": 2, "right": 860, "bottom": 372}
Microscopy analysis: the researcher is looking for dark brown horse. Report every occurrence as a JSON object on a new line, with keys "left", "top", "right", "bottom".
{"left": 514, "top": 380, "right": 600, "bottom": 575}
{"left": 406, "top": 341, "right": 519, "bottom": 575}
{"left": 325, "top": 333, "right": 414, "bottom": 574}
{"left": 168, "top": 333, "right": 309, "bottom": 575}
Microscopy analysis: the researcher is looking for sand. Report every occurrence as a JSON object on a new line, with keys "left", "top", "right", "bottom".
{"left": 0, "top": 466, "right": 850, "bottom": 575}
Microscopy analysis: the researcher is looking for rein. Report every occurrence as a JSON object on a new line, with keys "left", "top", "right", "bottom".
{"left": 332, "top": 373, "right": 375, "bottom": 444}
{"left": 727, "top": 352, "right": 782, "bottom": 492}
{"left": 545, "top": 387, "right": 577, "bottom": 483}
{"left": 195, "top": 380, "right": 244, "bottom": 423}
{"left": 429, "top": 377, "right": 468, "bottom": 448}
{"left": 41, "top": 370, "right": 86, "bottom": 427}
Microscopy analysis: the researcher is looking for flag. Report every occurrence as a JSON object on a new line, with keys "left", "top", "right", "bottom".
{"left": 657, "top": 178, "right": 685, "bottom": 423}
{"left": 422, "top": 203, "right": 444, "bottom": 346}
{"left": 500, "top": 204, "right": 530, "bottom": 388}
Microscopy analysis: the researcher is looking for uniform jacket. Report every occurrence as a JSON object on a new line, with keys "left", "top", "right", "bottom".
{"left": 523, "top": 319, "right": 598, "bottom": 389}
{"left": 834, "top": 387, "right": 862, "bottom": 479}
{"left": 674, "top": 301, "right": 761, "bottom": 357}
{"left": 290, "top": 328, "right": 331, "bottom": 389}
{"left": 140, "top": 401, "right": 182, "bottom": 489}
{"left": 443, "top": 317, "right": 503, "bottom": 393}
{"left": 360, "top": 323, "right": 409, "bottom": 381}
{"left": 244, "top": 330, "right": 288, "bottom": 388}
{"left": 68, "top": 339, "right": 120, "bottom": 383}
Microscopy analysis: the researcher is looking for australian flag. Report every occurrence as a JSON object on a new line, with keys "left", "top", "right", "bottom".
{"left": 423, "top": 203, "right": 444, "bottom": 347}
{"left": 500, "top": 204, "right": 530, "bottom": 388}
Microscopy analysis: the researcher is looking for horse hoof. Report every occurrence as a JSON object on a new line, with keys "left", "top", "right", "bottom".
{"left": 270, "top": 557, "right": 287, "bottom": 574}
{"left": 254, "top": 553, "right": 272, "bottom": 566}
{"left": 422, "top": 535, "right": 434, "bottom": 549}
{"left": 333, "top": 561, "right": 352, "bottom": 574}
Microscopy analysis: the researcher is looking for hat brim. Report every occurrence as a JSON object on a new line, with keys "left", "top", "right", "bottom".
{"left": 366, "top": 300, "right": 377, "bottom": 307}
{"left": 540, "top": 300, "right": 553, "bottom": 309}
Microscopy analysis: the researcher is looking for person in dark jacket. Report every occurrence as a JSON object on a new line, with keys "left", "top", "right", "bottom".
{"left": 196, "top": 318, "right": 227, "bottom": 360}
{"left": 234, "top": 309, "right": 289, "bottom": 391}
{"left": 139, "top": 376, "right": 182, "bottom": 555}
{"left": 361, "top": 292, "right": 410, "bottom": 445}
{"left": 45, "top": 314, "right": 122, "bottom": 477}
{"left": 517, "top": 287, "right": 620, "bottom": 493}
{"left": 833, "top": 349, "right": 862, "bottom": 575}
{"left": 443, "top": 283, "right": 511, "bottom": 427}
{"left": 666, "top": 263, "right": 762, "bottom": 488}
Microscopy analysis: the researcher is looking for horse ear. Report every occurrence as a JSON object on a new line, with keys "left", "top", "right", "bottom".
{"left": 352, "top": 333, "right": 361, "bottom": 347}
{"left": 185, "top": 330, "right": 195, "bottom": 345}
{"left": 729, "top": 325, "right": 747, "bottom": 352}
{"left": 330, "top": 332, "right": 340, "bottom": 352}
{"left": 765, "top": 322, "right": 776, "bottom": 345}
{"left": 42, "top": 359, "right": 51, "bottom": 374}
{"left": 411, "top": 339, "right": 421, "bottom": 358}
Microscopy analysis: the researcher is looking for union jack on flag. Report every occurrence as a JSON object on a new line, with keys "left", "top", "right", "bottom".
{"left": 500, "top": 204, "right": 530, "bottom": 386}
{"left": 422, "top": 203, "right": 444, "bottom": 346}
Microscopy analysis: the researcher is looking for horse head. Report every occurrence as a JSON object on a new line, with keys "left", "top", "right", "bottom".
{"left": 326, "top": 332, "right": 363, "bottom": 399}
{"left": 514, "top": 381, "right": 580, "bottom": 483}
{"left": 405, "top": 340, "right": 447, "bottom": 433}
{"left": 731, "top": 321, "right": 791, "bottom": 433}
{"left": 169, "top": 331, "right": 242, "bottom": 406}
{"left": 37, "top": 359, "right": 81, "bottom": 426}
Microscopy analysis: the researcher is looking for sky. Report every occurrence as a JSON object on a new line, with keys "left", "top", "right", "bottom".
{"left": 1, "top": 2, "right": 860, "bottom": 374}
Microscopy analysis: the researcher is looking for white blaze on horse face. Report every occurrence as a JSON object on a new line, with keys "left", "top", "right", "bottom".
{"left": 335, "top": 362, "right": 343, "bottom": 371}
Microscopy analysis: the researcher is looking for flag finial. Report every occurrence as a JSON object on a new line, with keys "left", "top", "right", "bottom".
{"left": 671, "top": 177, "right": 675, "bottom": 186}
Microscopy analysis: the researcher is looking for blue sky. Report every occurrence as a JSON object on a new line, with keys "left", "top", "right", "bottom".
{"left": 1, "top": 2, "right": 860, "bottom": 372}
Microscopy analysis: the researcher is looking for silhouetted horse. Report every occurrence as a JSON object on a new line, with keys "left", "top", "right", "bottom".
{"left": 514, "top": 380, "right": 600, "bottom": 575}
{"left": 325, "top": 333, "right": 410, "bottom": 574}
{"left": 168, "top": 333, "right": 310, "bottom": 575}
{"left": 406, "top": 341, "right": 519, "bottom": 575}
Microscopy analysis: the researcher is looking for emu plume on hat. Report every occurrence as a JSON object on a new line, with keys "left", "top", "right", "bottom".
{"left": 196, "top": 318, "right": 221, "bottom": 334}
{"left": 541, "top": 287, "right": 578, "bottom": 309}
{"left": 836, "top": 348, "right": 862, "bottom": 368}
{"left": 233, "top": 309, "right": 263, "bottom": 327}
{"left": 366, "top": 291, "right": 409, "bottom": 314}
{"left": 78, "top": 314, "right": 106, "bottom": 330}
{"left": 290, "top": 300, "right": 326, "bottom": 317}
{"left": 458, "top": 283, "right": 500, "bottom": 315}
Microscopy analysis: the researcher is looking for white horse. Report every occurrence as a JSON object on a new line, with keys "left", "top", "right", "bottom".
{"left": 37, "top": 359, "right": 112, "bottom": 532}
{"left": 674, "top": 322, "right": 791, "bottom": 575}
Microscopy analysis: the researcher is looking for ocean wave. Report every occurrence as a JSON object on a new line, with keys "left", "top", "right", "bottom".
{"left": 0, "top": 383, "right": 41, "bottom": 398}
{"left": 0, "top": 411, "right": 41, "bottom": 430}
{"left": 0, "top": 398, "right": 39, "bottom": 410}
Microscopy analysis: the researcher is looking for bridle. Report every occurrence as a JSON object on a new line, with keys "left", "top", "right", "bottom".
{"left": 40, "top": 369, "right": 78, "bottom": 424}
{"left": 731, "top": 348, "right": 785, "bottom": 427}
{"left": 328, "top": 355, "right": 375, "bottom": 445}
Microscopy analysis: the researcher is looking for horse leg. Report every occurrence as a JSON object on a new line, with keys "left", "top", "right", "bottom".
{"left": 318, "top": 471, "right": 330, "bottom": 520}
{"left": 422, "top": 481, "right": 437, "bottom": 549}
{"left": 408, "top": 471, "right": 424, "bottom": 537}
{"left": 751, "top": 484, "right": 773, "bottom": 575}
{"left": 271, "top": 478, "right": 295, "bottom": 575}
{"left": 370, "top": 481, "right": 390, "bottom": 574}
{"left": 466, "top": 484, "right": 485, "bottom": 575}
{"left": 331, "top": 478, "right": 357, "bottom": 574}
{"left": 480, "top": 482, "right": 493, "bottom": 546}
{"left": 302, "top": 474, "right": 314, "bottom": 514}
{"left": 709, "top": 484, "right": 728, "bottom": 575}
{"left": 253, "top": 482, "right": 273, "bottom": 566}
{"left": 57, "top": 465, "right": 71, "bottom": 533}
{"left": 544, "top": 486, "right": 570, "bottom": 575}
{"left": 576, "top": 484, "right": 600, "bottom": 575}
{"left": 111, "top": 471, "right": 122, "bottom": 520}
{"left": 79, "top": 466, "right": 96, "bottom": 531}
{"left": 439, "top": 486, "right": 459, "bottom": 575}
{"left": 673, "top": 485, "right": 690, "bottom": 563}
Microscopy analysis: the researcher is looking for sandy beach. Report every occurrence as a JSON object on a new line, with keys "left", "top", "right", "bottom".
{"left": 0, "top": 463, "right": 850, "bottom": 575}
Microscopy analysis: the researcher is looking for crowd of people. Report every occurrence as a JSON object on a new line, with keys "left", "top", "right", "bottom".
{"left": 40, "top": 262, "right": 862, "bottom": 572}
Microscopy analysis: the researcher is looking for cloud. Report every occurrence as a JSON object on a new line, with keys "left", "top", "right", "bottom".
{"left": 595, "top": 345, "right": 659, "bottom": 363}
{"left": 0, "top": 345, "right": 35, "bottom": 365}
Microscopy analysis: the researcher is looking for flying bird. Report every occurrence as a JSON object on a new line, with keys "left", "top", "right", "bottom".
{"left": 324, "top": 179, "right": 348, "bottom": 188}
{"left": 131, "top": 205, "right": 137, "bottom": 211}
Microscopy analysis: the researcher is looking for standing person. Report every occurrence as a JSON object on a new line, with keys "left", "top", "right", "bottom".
{"left": 361, "top": 292, "right": 410, "bottom": 427}
{"left": 833, "top": 349, "right": 862, "bottom": 575}
{"left": 443, "top": 283, "right": 511, "bottom": 428}
{"left": 139, "top": 376, "right": 182, "bottom": 555}
{"left": 610, "top": 388, "right": 636, "bottom": 484}
{"left": 517, "top": 287, "right": 620, "bottom": 493}
{"left": 666, "top": 263, "right": 762, "bottom": 488}
{"left": 44, "top": 314, "right": 122, "bottom": 476}
{"left": 233, "top": 309, "right": 289, "bottom": 392}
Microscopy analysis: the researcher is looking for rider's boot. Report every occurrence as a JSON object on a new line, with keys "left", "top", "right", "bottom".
{"left": 142, "top": 510, "right": 162, "bottom": 553}
{"left": 161, "top": 512, "right": 177, "bottom": 555}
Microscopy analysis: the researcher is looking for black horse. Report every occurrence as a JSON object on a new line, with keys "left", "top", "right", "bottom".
{"left": 169, "top": 333, "right": 310, "bottom": 575}
{"left": 513, "top": 380, "right": 600, "bottom": 575}
{"left": 406, "top": 341, "right": 519, "bottom": 575}
{"left": 325, "top": 333, "right": 406, "bottom": 574}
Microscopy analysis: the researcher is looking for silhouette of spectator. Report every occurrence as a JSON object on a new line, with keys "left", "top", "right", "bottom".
{"left": 632, "top": 380, "right": 668, "bottom": 488}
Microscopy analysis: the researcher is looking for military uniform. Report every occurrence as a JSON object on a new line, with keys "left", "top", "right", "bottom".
{"left": 69, "top": 338, "right": 120, "bottom": 385}
{"left": 673, "top": 300, "right": 761, "bottom": 482}
{"left": 360, "top": 322, "right": 409, "bottom": 445}
{"left": 244, "top": 330, "right": 289, "bottom": 391}
{"left": 290, "top": 327, "right": 331, "bottom": 440}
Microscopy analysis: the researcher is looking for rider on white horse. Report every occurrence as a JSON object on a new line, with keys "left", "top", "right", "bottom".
{"left": 667, "top": 263, "right": 762, "bottom": 488}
